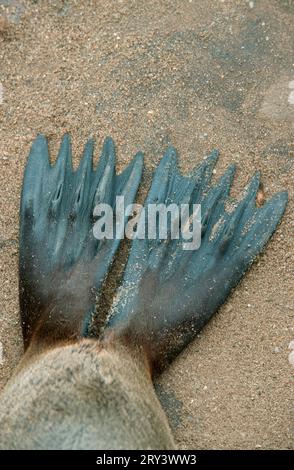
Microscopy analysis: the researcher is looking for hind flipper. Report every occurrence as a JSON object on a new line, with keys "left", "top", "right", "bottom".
{"left": 19, "top": 134, "right": 143, "bottom": 348}
{"left": 107, "top": 149, "right": 287, "bottom": 370}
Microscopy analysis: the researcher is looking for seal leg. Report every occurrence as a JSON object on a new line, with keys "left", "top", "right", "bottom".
{"left": 19, "top": 134, "right": 143, "bottom": 350}
{"left": 106, "top": 148, "right": 288, "bottom": 371}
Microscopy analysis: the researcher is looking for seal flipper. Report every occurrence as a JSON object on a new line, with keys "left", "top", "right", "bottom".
{"left": 107, "top": 149, "right": 287, "bottom": 371}
{"left": 19, "top": 134, "right": 143, "bottom": 349}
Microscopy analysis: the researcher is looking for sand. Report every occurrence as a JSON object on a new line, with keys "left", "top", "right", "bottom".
{"left": 0, "top": 0, "right": 293, "bottom": 449}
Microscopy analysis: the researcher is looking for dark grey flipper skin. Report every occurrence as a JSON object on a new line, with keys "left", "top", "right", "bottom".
{"left": 19, "top": 134, "right": 143, "bottom": 348}
{"left": 107, "top": 147, "right": 288, "bottom": 370}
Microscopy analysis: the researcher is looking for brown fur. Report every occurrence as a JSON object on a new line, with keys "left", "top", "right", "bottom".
{"left": 0, "top": 337, "right": 175, "bottom": 449}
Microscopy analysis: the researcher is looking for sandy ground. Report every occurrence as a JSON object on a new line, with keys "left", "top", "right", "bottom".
{"left": 0, "top": 0, "right": 293, "bottom": 449}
